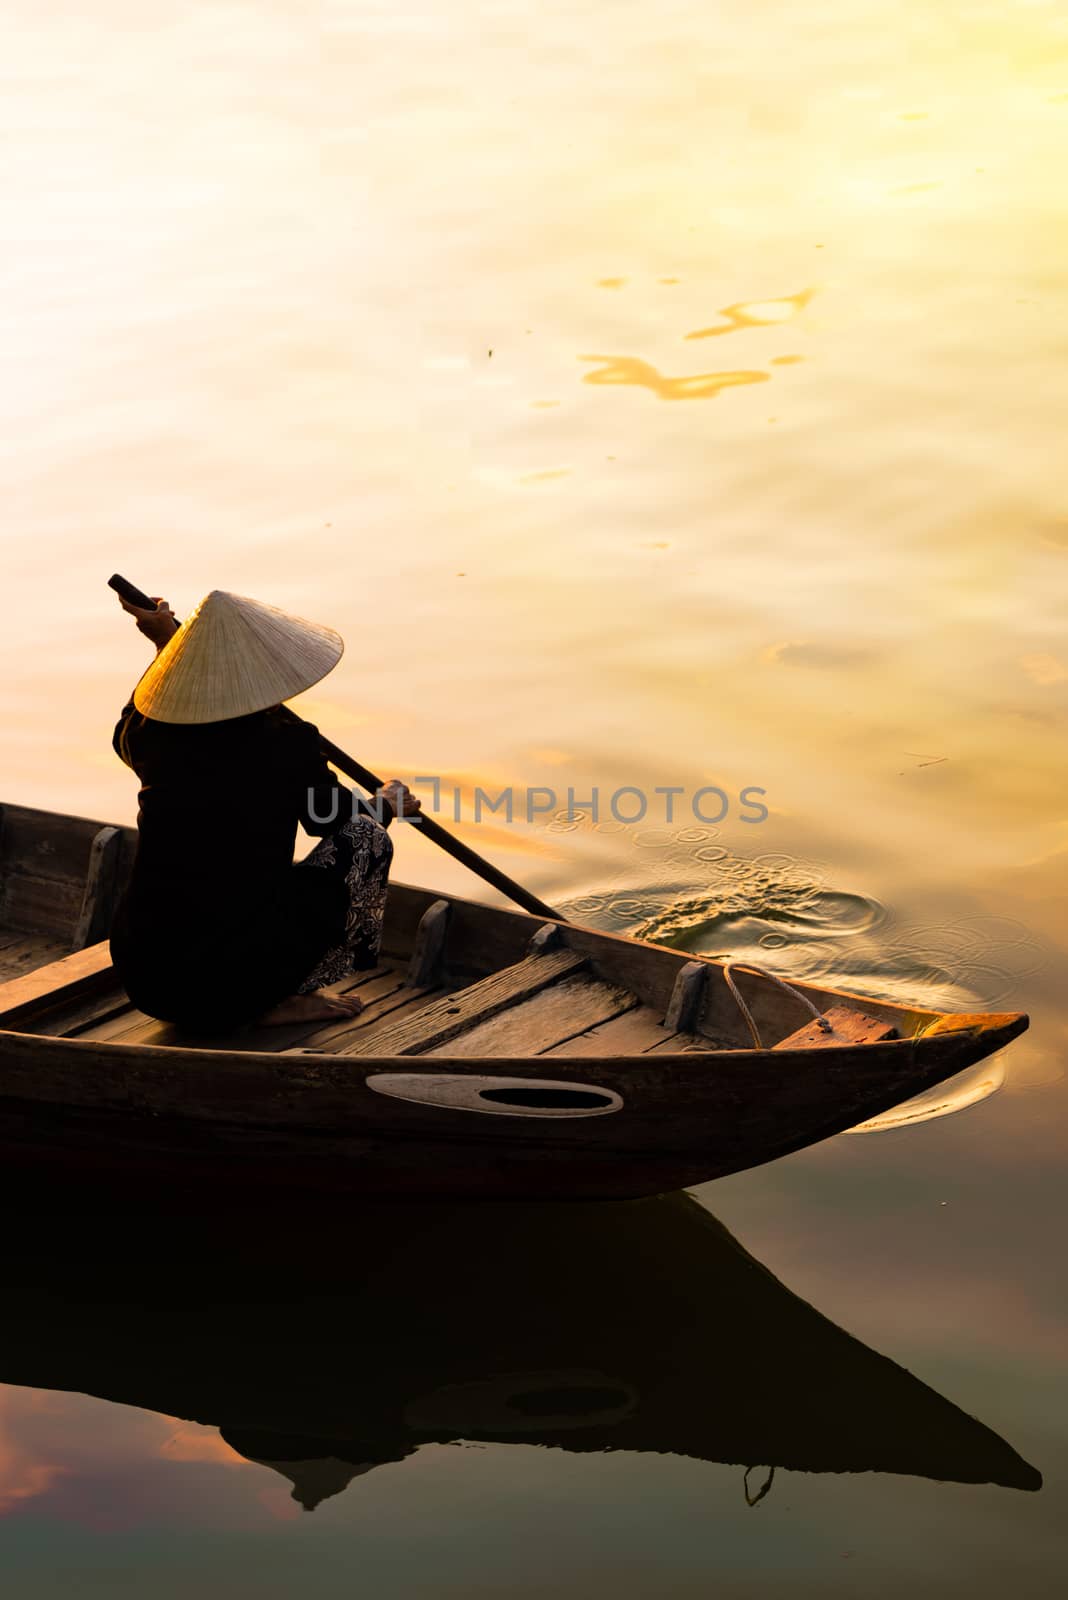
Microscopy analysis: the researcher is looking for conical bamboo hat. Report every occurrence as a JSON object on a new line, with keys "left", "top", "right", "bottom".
{"left": 133, "top": 590, "right": 344, "bottom": 724}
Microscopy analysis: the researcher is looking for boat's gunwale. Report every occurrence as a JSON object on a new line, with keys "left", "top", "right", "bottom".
{"left": 0, "top": 1011, "right": 1027, "bottom": 1064}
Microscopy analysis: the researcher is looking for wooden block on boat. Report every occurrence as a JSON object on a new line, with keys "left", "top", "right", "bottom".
{"left": 664, "top": 961, "right": 709, "bottom": 1034}
{"left": 331, "top": 947, "right": 587, "bottom": 1057}
{"left": 773, "top": 1005, "right": 898, "bottom": 1050}
{"left": 407, "top": 899, "right": 451, "bottom": 987}
{"left": 72, "top": 826, "right": 124, "bottom": 950}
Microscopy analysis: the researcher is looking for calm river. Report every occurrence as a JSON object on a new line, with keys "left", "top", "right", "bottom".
{"left": 1, "top": 2, "right": 1066, "bottom": 1594}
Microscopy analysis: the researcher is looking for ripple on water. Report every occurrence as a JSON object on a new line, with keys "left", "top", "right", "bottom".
{"left": 553, "top": 827, "right": 1048, "bottom": 1135}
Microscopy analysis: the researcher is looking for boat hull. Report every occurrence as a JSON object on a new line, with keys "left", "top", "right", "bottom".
{"left": 0, "top": 1013, "right": 1026, "bottom": 1200}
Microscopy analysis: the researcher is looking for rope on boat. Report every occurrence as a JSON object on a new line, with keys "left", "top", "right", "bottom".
{"left": 721, "top": 961, "right": 834, "bottom": 1051}
{"left": 743, "top": 1464, "right": 775, "bottom": 1506}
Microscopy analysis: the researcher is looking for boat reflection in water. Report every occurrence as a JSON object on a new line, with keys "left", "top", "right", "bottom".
{"left": 0, "top": 1186, "right": 1040, "bottom": 1510}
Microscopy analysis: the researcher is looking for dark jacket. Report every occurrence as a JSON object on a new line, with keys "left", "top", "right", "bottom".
{"left": 109, "top": 702, "right": 386, "bottom": 1030}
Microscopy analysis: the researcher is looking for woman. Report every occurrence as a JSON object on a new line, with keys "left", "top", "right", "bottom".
{"left": 109, "top": 588, "right": 419, "bottom": 1032}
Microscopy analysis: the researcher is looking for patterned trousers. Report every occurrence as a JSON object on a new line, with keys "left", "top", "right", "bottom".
{"left": 295, "top": 813, "right": 394, "bottom": 992}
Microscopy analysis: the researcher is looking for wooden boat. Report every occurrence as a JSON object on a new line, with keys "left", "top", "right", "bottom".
{"left": 0, "top": 1183, "right": 1041, "bottom": 1502}
{"left": 0, "top": 800, "right": 1028, "bottom": 1200}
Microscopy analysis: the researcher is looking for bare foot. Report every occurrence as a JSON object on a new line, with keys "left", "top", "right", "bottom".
{"left": 260, "top": 991, "right": 365, "bottom": 1025}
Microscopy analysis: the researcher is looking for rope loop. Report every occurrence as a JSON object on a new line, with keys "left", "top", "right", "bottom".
{"left": 743, "top": 1464, "right": 776, "bottom": 1506}
{"left": 721, "top": 960, "right": 833, "bottom": 1051}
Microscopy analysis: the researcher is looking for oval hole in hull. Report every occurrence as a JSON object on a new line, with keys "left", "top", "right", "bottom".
{"left": 478, "top": 1086, "right": 613, "bottom": 1110}
{"left": 365, "top": 1074, "right": 624, "bottom": 1118}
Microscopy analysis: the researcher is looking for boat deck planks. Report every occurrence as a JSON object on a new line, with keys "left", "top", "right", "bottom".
{"left": 20, "top": 986, "right": 136, "bottom": 1040}
{"left": 425, "top": 972, "right": 638, "bottom": 1058}
{"left": 74, "top": 961, "right": 449, "bottom": 1057}
{"left": 330, "top": 947, "right": 589, "bottom": 1057}
{"left": 538, "top": 1005, "right": 727, "bottom": 1057}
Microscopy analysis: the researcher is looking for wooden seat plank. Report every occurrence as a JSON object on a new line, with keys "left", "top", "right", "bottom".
{"left": 427, "top": 975, "right": 636, "bottom": 1058}
{"left": 329, "top": 947, "right": 587, "bottom": 1057}
{"left": 0, "top": 941, "right": 113, "bottom": 1027}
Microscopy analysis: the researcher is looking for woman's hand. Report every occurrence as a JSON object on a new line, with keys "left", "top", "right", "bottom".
{"left": 375, "top": 779, "right": 422, "bottom": 821}
{"left": 118, "top": 594, "right": 179, "bottom": 651}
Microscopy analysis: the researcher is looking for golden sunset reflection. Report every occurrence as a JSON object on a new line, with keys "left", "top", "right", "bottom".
{"left": 579, "top": 355, "right": 771, "bottom": 400}
{"left": 684, "top": 290, "right": 817, "bottom": 340}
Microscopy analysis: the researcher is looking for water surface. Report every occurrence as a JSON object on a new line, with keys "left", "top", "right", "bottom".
{"left": 2, "top": 1, "right": 1067, "bottom": 1593}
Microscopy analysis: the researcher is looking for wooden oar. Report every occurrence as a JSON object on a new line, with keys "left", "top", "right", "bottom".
{"left": 107, "top": 575, "right": 564, "bottom": 922}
